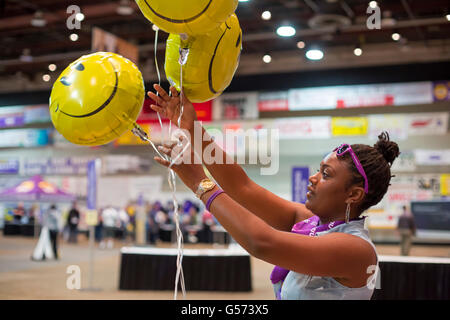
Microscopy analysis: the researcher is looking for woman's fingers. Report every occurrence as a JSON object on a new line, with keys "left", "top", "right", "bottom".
{"left": 153, "top": 84, "right": 171, "bottom": 102}
{"left": 154, "top": 156, "right": 170, "bottom": 168}
{"left": 150, "top": 104, "right": 165, "bottom": 115}
{"left": 169, "top": 86, "right": 179, "bottom": 97}
{"left": 147, "top": 91, "right": 167, "bottom": 107}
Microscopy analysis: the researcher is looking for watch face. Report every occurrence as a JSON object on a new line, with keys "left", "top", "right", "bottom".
{"left": 201, "top": 180, "right": 215, "bottom": 189}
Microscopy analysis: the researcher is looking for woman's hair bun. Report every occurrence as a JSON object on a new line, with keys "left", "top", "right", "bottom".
{"left": 374, "top": 131, "right": 400, "bottom": 166}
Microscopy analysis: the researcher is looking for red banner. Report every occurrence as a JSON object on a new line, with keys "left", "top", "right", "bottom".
{"left": 136, "top": 98, "right": 212, "bottom": 124}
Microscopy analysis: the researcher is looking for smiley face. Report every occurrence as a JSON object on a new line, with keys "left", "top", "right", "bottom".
{"left": 49, "top": 52, "right": 145, "bottom": 146}
{"left": 50, "top": 52, "right": 119, "bottom": 118}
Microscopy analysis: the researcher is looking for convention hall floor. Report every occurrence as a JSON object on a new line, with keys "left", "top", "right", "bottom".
{"left": 0, "top": 234, "right": 449, "bottom": 300}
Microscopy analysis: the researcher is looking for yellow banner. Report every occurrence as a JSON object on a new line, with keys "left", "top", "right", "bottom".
{"left": 332, "top": 117, "right": 368, "bottom": 136}
{"left": 440, "top": 174, "right": 450, "bottom": 196}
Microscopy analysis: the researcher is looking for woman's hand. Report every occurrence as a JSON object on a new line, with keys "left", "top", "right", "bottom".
{"left": 154, "top": 135, "right": 206, "bottom": 192}
{"left": 147, "top": 84, "right": 198, "bottom": 131}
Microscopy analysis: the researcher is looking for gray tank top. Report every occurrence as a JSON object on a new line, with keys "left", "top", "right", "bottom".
{"left": 273, "top": 218, "right": 378, "bottom": 300}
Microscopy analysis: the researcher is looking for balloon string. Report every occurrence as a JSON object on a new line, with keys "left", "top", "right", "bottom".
{"left": 153, "top": 27, "right": 168, "bottom": 152}
{"left": 154, "top": 25, "right": 185, "bottom": 298}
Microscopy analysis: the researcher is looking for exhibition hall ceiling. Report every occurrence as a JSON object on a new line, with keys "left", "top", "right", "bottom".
{"left": 0, "top": 0, "right": 450, "bottom": 89}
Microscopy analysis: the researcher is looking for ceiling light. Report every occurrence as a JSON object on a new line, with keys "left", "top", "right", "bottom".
{"left": 261, "top": 11, "right": 271, "bottom": 20}
{"left": 42, "top": 74, "right": 51, "bottom": 82}
{"left": 391, "top": 32, "right": 401, "bottom": 41}
{"left": 276, "top": 25, "right": 296, "bottom": 37}
{"left": 354, "top": 47, "right": 362, "bottom": 56}
{"left": 48, "top": 64, "right": 57, "bottom": 72}
{"left": 117, "top": 0, "right": 134, "bottom": 15}
{"left": 152, "top": 24, "right": 159, "bottom": 31}
{"left": 369, "top": 1, "right": 378, "bottom": 9}
{"left": 446, "top": 14, "right": 450, "bottom": 21}
{"left": 70, "top": 33, "right": 79, "bottom": 41}
{"left": 75, "top": 13, "right": 85, "bottom": 22}
{"left": 297, "top": 41, "right": 305, "bottom": 49}
{"left": 238, "top": 0, "right": 250, "bottom": 2}
{"left": 263, "top": 54, "right": 272, "bottom": 63}
{"left": 305, "top": 49, "right": 324, "bottom": 60}
{"left": 30, "top": 11, "right": 47, "bottom": 27}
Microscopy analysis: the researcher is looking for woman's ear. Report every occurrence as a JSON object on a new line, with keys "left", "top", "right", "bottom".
{"left": 346, "top": 186, "right": 365, "bottom": 206}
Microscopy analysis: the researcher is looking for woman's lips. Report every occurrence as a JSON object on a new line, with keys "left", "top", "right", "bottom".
{"left": 306, "top": 186, "right": 315, "bottom": 198}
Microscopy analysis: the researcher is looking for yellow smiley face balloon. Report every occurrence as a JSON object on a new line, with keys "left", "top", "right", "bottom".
{"left": 136, "top": 0, "right": 238, "bottom": 36}
{"left": 49, "top": 52, "right": 144, "bottom": 146}
{"left": 164, "top": 13, "right": 242, "bottom": 103}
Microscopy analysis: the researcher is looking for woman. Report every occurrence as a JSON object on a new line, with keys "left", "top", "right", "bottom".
{"left": 148, "top": 84, "right": 400, "bottom": 300}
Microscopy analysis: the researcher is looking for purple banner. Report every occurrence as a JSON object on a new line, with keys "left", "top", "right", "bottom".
{"left": 0, "top": 114, "right": 25, "bottom": 128}
{"left": 292, "top": 167, "right": 309, "bottom": 204}
{"left": 0, "top": 159, "right": 19, "bottom": 174}
{"left": 87, "top": 160, "right": 97, "bottom": 210}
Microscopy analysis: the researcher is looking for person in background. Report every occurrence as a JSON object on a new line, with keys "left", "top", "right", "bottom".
{"left": 397, "top": 205, "right": 417, "bottom": 256}
{"left": 146, "top": 201, "right": 163, "bottom": 244}
{"left": 13, "top": 202, "right": 26, "bottom": 223}
{"left": 95, "top": 208, "right": 104, "bottom": 244}
{"left": 44, "top": 204, "right": 61, "bottom": 259}
{"left": 101, "top": 206, "right": 118, "bottom": 249}
{"left": 67, "top": 201, "right": 80, "bottom": 243}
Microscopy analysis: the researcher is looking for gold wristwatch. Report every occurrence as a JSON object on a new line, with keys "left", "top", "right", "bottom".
{"left": 195, "top": 178, "right": 216, "bottom": 199}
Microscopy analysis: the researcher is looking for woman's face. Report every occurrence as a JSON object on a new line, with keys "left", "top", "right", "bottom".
{"left": 305, "top": 152, "right": 353, "bottom": 221}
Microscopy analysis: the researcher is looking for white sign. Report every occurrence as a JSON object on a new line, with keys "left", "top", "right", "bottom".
{"left": 273, "top": 117, "right": 331, "bottom": 139}
{"left": 407, "top": 112, "right": 448, "bottom": 136}
{"left": 414, "top": 149, "right": 450, "bottom": 166}
{"left": 213, "top": 91, "right": 259, "bottom": 120}
{"left": 288, "top": 81, "right": 433, "bottom": 110}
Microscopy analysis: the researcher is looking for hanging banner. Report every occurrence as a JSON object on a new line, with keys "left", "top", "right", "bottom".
{"left": 258, "top": 91, "right": 289, "bottom": 112}
{"left": 288, "top": 81, "right": 433, "bottom": 110}
{"left": 407, "top": 112, "right": 448, "bottom": 136}
{"left": 331, "top": 117, "right": 368, "bottom": 136}
{"left": 292, "top": 167, "right": 309, "bottom": 204}
{"left": 273, "top": 117, "right": 331, "bottom": 139}
{"left": 368, "top": 114, "right": 408, "bottom": 140}
{"left": 91, "top": 27, "right": 139, "bottom": 64}
{"left": 414, "top": 150, "right": 450, "bottom": 166}
{"left": 441, "top": 174, "right": 450, "bottom": 196}
{"left": 0, "top": 129, "right": 50, "bottom": 148}
{"left": 0, "top": 159, "right": 19, "bottom": 174}
{"left": 212, "top": 92, "right": 259, "bottom": 120}
{"left": 86, "top": 160, "right": 98, "bottom": 210}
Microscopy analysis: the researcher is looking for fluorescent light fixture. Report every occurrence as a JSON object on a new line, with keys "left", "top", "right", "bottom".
{"left": 238, "top": 0, "right": 250, "bottom": 2}
{"left": 354, "top": 47, "right": 362, "bottom": 56}
{"left": 306, "top": 49, "right": 324, "bottom": 60}
{"left": 70, "top": 33, "right": 79, "bottom": 41}
{"left": 276, "top": 25, "right": 296, "bottom": 37}
{"left": 263, "top": 54, "right": 272, "bottom": 63}
{"left": 391, "top": 32, "right": 401, "bottom": 41}
{"left": 48, "top": 64, "right": 57, "bottom": 72}
{"left": 261, "top": 11, "right": 271, "bottom": 20}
